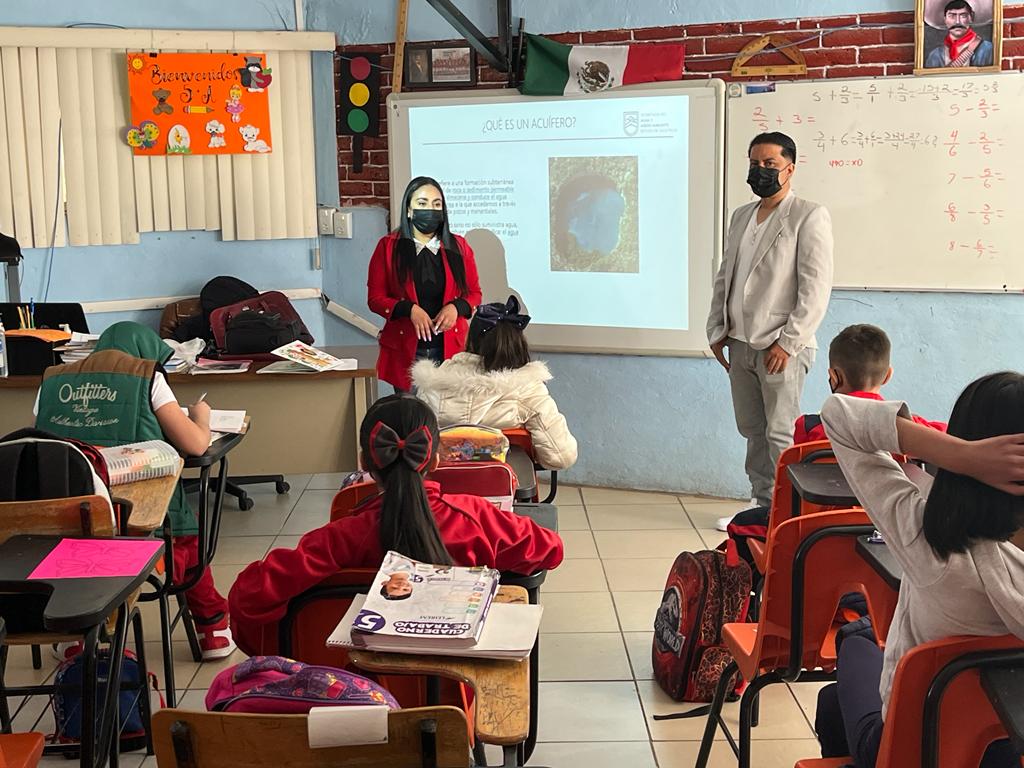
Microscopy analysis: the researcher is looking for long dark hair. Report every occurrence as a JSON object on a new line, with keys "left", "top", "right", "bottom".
{"left": 360, "top": 394, "right": 452, "bottom": 565}
{"left": 924, "top": 372, "right": 1024, "bottom": 559}
{"left": 467, "top": 317, "right": 531, "bottom": 372}
{"left": 395, "top": 176, "right": 467, "bottom": 293}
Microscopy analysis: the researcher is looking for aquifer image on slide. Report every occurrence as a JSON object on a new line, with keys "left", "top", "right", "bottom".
{"left": 549, "top": 155, "right": 639, "bottom": 274}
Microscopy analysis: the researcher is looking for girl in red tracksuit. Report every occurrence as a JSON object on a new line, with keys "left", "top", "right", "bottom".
{"left": 367, "top": 176, "right": 482, "bottom": 392}
{"left": 229, "top": 394, "right": 563, "bottom": 655}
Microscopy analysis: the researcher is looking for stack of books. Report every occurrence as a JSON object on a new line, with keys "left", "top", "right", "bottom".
{"left": 327, "top": 551, "right": 542, "bottom": 659}
{"left": 54, "top": 332, "right": 100, "bottom": 364}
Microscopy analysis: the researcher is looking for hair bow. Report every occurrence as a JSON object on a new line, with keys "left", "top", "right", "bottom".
{"left": 368, "top": 422, "right": 433, "bottom": 472}
{"left": 474, "top": 295, "right": 530, "bottom": 334}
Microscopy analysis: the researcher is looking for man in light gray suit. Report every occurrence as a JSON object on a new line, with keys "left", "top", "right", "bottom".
{"left": 707, "top": 132, "right": 833, "bottom": 513}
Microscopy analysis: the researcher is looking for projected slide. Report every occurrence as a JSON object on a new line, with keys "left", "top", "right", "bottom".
{"left": 408, "top": 94, "right": 690, "bottom": 330}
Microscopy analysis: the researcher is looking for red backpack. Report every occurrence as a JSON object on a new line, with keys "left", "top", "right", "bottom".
{"left": 652, "top": 544, "right": 751, "bottom": 702}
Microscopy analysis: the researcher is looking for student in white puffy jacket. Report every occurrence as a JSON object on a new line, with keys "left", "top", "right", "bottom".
{"left": 411, "top": 296, "right": 578, "bottom": 471}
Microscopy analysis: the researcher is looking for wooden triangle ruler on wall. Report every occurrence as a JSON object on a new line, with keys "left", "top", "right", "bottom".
{"left": 731, "top": 33, "right": 808, "bottom": 77}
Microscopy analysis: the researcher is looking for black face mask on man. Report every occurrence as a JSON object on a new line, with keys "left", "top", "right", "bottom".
{"left": 410, "top": 209, "right": 443, "bottom": 235}
{"left": 746, "top": 165, "right": 788, "bottom": 198}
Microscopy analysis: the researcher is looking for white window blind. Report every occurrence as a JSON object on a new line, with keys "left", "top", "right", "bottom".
{"left": 0, "top": 27, "right": 333, "bottom": 247}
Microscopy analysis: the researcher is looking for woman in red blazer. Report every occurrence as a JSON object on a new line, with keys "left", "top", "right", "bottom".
{"left": 367, "top": 176, "right": 482, "bottom": 392}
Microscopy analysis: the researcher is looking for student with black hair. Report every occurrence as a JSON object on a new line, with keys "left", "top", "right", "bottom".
{"left": 813, "top": 373, "right": 1024, "bottom": 767}
{"left": 412, "top": 296, "right": 577, "bottom": 471}
{"left": 228, "top": 394, "right": 563, "bottom": 655}
{"left": 367, "top": 177, "right": 483, "bottom": 392}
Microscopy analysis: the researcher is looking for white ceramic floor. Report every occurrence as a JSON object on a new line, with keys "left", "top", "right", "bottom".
{"left": 9, "top": 476, "right": 827, "bottom": 768}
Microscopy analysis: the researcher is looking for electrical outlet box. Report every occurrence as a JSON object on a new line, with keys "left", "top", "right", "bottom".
{"left": 317, "top": 206, "right": 336, "bottom": 236}
{"left": 333, "top": 210, "right": 353, "bottom": 239}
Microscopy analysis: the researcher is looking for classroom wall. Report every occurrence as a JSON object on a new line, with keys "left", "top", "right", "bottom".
{"left": 1, "top": 0, "right": 335, "bottom": 342}
{"left": 320, "top": 2, "right": 1024, "bottom": 498}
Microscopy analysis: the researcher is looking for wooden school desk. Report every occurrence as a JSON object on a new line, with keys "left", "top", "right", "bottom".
{"left": 0, "top": 345, "right": 379, "bottom": 475}
{"left": 349, "top": 586, "right": 531, "bottom": 768}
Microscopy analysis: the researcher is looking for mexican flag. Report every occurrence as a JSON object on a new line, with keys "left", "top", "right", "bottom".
{"left": 521, "top": 33, "right": 684, "bottom": 96}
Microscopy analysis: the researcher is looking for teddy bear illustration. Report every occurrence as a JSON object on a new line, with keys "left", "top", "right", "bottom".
{"left": 152, "top": 88, "right": 173, "bottom": 115}
{"left": 205, "top": 120, "right": 226, "bottom": 148}
{"left": 239, "top": 124, "right": 270, "bottom": 153}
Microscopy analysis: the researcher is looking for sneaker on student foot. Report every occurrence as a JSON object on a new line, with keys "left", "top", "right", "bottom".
{"left": 195, "top": 616, "right": 237, "bottom": 661}
{"left": 715, "top": 498, "right": 760, "bottom": 532}
{"left": 51, "top": 641, "right": 82, "bottom": 662}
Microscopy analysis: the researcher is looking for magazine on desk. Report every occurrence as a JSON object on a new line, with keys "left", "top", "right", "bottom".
{"left": 345, "top": 551, "right": 500, "bottom": 651}
{"left": 99, "top": 440, "right": 180, "bottom": 485}
{"left": 270, "top": 341, "right": 357, "bottom": 372}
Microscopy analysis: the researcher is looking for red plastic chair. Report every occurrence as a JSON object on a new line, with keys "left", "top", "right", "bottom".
{"left": 329, "top": 481, "right": 379, "bottom": 522}
{"left": 0, "top": 733, "right": 45, "bottom": 768}
{"left": 696, "top": 509, "right": 900, "bottom": 768}
{"left": 794, "top": 634, "right": 1024, "bottom": 768}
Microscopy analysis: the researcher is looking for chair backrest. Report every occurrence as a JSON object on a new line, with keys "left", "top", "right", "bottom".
{"left": 329, "top": 482, "right": 379, "bottom": 522}
{"left": 0, "top": 437, "right": 104, "bottom": 502}
{"left": 0, "top": 495, "right": 115, "bottom": 546}
{"left": 877, "top": 634, "right": 1024, "bottom": 768}
{"left": 766, "top": 439, "right": 836, "bottom": 527}
{"left": 428, "top": 462, "right": 517, "bottom": 512}
{"left": 152, "top": 706, "right": 471, "bottom": 768}
{"left": 159, "top": 298, "right": 202, "bottom": 340}
{"left": 501, "top": 428, "right": 534, "bottom": 457}
{"left": 749, "top": 508, "right": 896, "bottom": 677}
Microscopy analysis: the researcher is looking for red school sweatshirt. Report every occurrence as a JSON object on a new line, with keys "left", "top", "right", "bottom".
{"left": 229, "top": 481, "right": 564, "bottom": 654}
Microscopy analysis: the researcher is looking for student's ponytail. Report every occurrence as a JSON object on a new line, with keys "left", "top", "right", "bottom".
{"left": 360, "top": 395, "right": 452, "bottom": 565}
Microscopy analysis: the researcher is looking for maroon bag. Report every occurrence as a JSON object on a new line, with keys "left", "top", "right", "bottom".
{"left": 652, "top": 543, "right": 751, "bottom": 702}
{"left": 209, "top": 291, "right": 313, "bottom": 359}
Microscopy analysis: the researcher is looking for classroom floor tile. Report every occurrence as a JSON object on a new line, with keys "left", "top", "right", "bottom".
{"left": 623, "top": 631, "right": 655, "bottom": 680}
{"left": 593, "top": 529, "right": 704, "bottom": 559}
{"left": 683, "top": 500, "right": 752, "bottom": 529}
{"left": 539, "top": 591, "right": 620, "bottom": 633}
{"left": 555, "top": 504, "right": 590, "bottom": 530}
{"left": 586, "top": 504, "right": 691, "bottom": 531}
{"left": 540, "top": 558, "right": 608, "bottom": 592}
{"left": 653, "top": 738, "right": 822, "bottom": 768}
{"left": 529, "top": 741, "right": 659, "bottom": 768}
{"left": 307, "top": 472, "right": 348, "bottom": 490}
{"left": 538, "top": 632, "right": 633, "bottom": 681}
{"left": 210, "top": 535, "right": 275, "bottom": 564}
{"left": 582, "top": 487, "right": 683, "bottom": 505}
{"left": 611, "top": 590, "right": 662, "bottom": 632}
{"left": 542, "top": 483, "right": 583, "bottom": 505}
{"left": 558, "top": 529, "right": 599, "bottom": 559}
{"left": 603, "top": 557, "right": 678, "bottom": 591}
{"left": 538, "top": 681, "right": 649, "bottom": 741}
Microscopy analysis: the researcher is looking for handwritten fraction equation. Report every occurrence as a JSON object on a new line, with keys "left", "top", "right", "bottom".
{"left": 810, "top": 80, "right": 1000, "bottom": 104}
{"left": 946, "top": 168, "right": 1005, "bottom": 188}
{"left": 750, "top": 106, "right": 817, "bottom": 132}
{"left": 813, "top": 130, "right": 938, "bottom": 152}
{"left": 947, "top": 240, "right": 1000, "bottom": 257}
{"left": 944, "top": 130, "right": 1005, "bottom": 156}
{"left": 947, "top": 99, "right": 1000, "bottom": 118}
{"left": 943, "top": 202, "right": 1005, "bottom": 225}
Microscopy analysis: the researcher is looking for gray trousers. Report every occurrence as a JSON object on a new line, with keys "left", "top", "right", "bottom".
{"left": 726, "top": 338, "right": 815, "bottom": 506}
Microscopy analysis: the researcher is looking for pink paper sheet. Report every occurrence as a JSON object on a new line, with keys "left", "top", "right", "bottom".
{"left": 28, "top": 538, "right": 162, "bottom": 580}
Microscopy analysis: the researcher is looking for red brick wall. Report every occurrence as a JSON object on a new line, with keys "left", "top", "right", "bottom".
{"left": 337, "top": 6, "right": 1024, "bottom": 208}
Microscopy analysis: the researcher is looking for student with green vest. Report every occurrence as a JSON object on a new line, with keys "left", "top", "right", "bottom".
{"left": 35, "top": 321, "right": 235, "bottom": 660}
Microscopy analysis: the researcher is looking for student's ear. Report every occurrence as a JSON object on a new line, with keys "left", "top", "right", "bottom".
{"left": 882, "top": 367, "right": 893, "bottom": 386}
{"left": 827, "top": 367, "right": 842, "bottom": 391}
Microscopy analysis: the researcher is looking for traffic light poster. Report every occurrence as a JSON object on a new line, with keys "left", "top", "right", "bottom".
{"left": 125, "top": 52, "right": 273, "bottom": 156}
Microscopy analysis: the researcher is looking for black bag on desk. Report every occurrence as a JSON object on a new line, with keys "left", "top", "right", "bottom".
{"left": 224, "top": 309, "right": 304, "bottom": 354}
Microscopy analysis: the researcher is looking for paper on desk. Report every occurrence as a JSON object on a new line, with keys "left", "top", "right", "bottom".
{"left": 28, "top": 538, "right": 163, "bottom": 579}
{"left": 180, "top": 408, "right": 247, "bottom": 434}
{"left": 307, "top": 706, "right": 389, "bottom": 748}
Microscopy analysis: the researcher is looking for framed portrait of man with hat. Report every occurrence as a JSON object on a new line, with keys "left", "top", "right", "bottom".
{"left": 916, "top": 0, "right": 1002, "bottom": 73}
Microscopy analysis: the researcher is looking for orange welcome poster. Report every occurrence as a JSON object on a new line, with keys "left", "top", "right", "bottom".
{"left": 126, "top": 51, "right": 272, "bottom": 156}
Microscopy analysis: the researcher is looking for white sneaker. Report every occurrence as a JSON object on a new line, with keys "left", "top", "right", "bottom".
{"left": 715, "top": 498, "right": 760, "bottom": 531}
{"left": 51, "top": 641, "right": 82, "bottom": 662}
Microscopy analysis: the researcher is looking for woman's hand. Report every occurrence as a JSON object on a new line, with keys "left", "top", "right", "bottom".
{"left": 410, "top": 305, "right": 434, "bottom": 341}
{"left": 433, "top": 304, "right": 458, "bottom": 334}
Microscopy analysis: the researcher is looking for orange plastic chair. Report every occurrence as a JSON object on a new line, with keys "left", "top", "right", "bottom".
{"left": 748, "top": 440, "right": 837, "bottom": 573}
{"left": 695, "top": 509, "right": 900, "bottom": 768}
{"left": 501, "top": 428, "right": 558, "bottom": 503}
{"left": 0, "top": 732, "right": 45, "bottom": 768}
{"left": 329, "top": 481, "right": 379, "bottom": 522}
{"left": 794, "top": 634, "right": 1024, "bottom": 768}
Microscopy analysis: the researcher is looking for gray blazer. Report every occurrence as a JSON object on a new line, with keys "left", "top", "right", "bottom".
{"left": 707, "top": 194, "right": 833, "bottom": 355}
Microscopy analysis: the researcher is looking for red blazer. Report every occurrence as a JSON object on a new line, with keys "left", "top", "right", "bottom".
{"left": 228, "top": 481, "right": 563, "bottom": 656}
{"left": 367, "top": 231, "right": 482, "bottom": 390}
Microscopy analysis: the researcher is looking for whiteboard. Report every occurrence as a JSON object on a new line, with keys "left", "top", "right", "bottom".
{"left": 726, "top": 74, "right": 1020, "bottom": 291}
{"left": 387, "top": 81, "right": 725, "bottom": 357}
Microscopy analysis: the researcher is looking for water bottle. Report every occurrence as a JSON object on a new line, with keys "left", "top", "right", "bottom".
{"left": 0, "top": 320, "right": 7, "bottom": 378}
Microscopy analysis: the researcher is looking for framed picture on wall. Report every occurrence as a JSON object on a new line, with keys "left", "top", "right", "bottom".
{"left": 402, "top": 44, "right": 477, "bottom": 89}
{"left": 915, "top": 0, "right": 1002, "bottom": 73}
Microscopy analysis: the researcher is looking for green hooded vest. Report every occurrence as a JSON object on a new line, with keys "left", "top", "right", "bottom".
{"left": 36, "top": 321, "right": 196, "bottom": 535}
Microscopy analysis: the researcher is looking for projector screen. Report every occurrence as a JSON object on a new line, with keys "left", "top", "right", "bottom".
{"left": 387, "top": 82, "right": 724, "bottom": 356}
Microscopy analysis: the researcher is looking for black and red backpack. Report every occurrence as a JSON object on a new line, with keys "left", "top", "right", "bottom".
{"left": 652, "top": 543, "right": 752, "bottom": 702}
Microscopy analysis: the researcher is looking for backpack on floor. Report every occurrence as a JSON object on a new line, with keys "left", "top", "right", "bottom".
{"left": 205, "top": 655, "right": 400, "bottom": 714}
{"left": 52, "top": 648, "right": 162, "bottom": 754}
{"left": 652, "top": 543, "right": 752, "bottom": 703}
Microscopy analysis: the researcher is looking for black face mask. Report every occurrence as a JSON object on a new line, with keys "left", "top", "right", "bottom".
{"left": 747, "top": 165, "right": 786, "bottom": 198}
{"left": 828, "top": 375, "right": 839, "bottom": 394}
{"left": 410, "top": 209, "right": 443, "bottom": 235}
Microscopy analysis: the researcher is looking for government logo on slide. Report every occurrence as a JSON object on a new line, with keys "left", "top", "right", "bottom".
{"left": 623, "top": 111, "right": 639, "bottom": 136}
